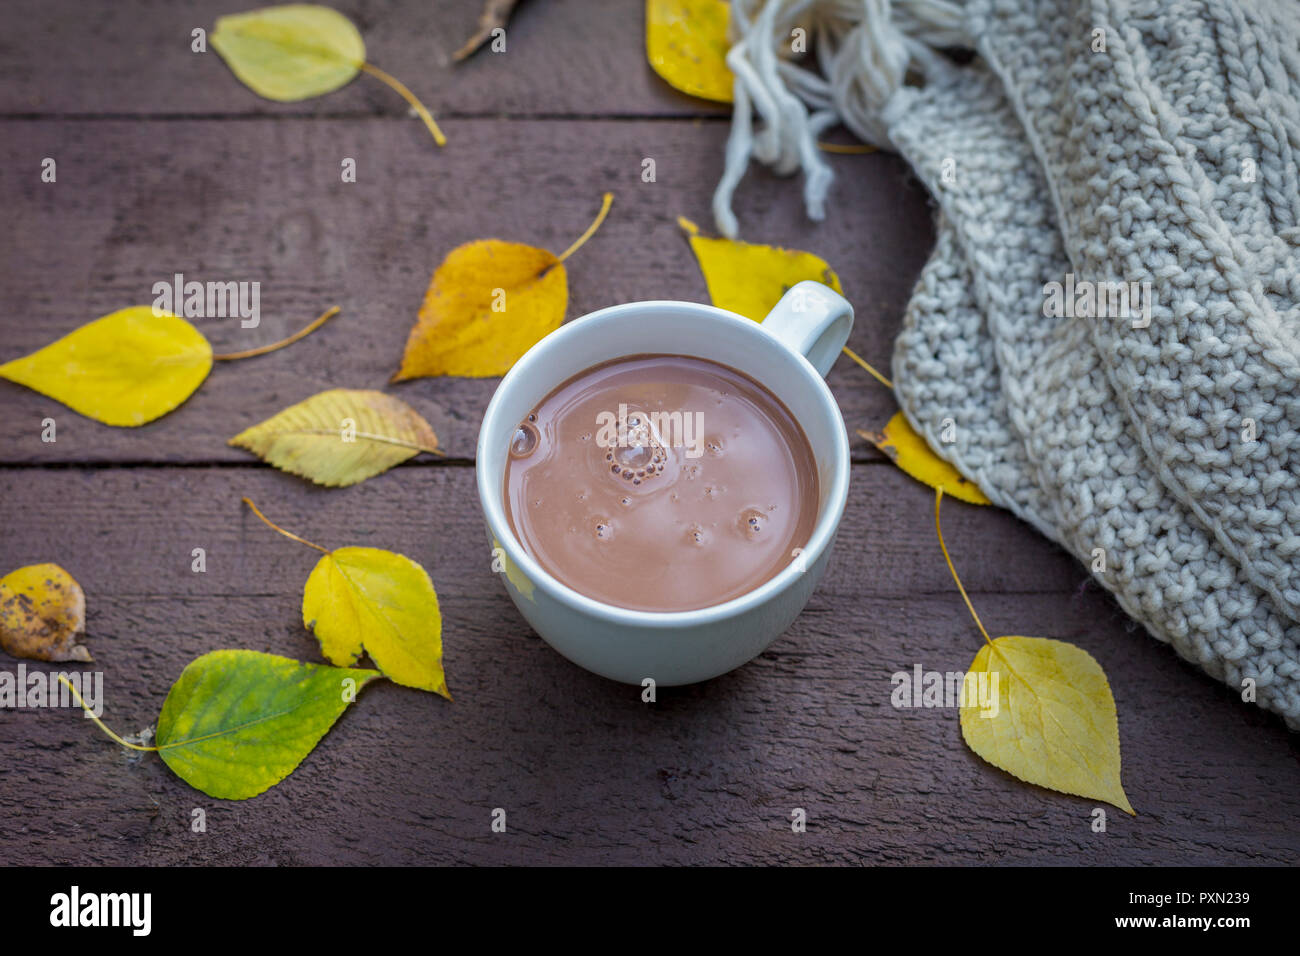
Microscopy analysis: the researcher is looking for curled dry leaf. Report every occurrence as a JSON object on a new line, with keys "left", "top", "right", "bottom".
{"left": 394, "top": 193, "right": 614, "bottom": 380}
{"left": 646, "top": 0, "right": 734, "bottom": 103}
{"left": 230, "top": 388, "right": 440, "bottom": 487}
{"left": 0, "top": 564, "right": 91, "bottom": 662}
{"left": 212, "top": 4, "right": 446, "bottom": 145}
{"left": 677, "top": 216, "right": 843, "bottom": 321}
{"left": 243, "top": 499, "right": 450, "bottom": 698}
{"left": 0, "top": 307, "right": 212, "bottom": 426}
{"left": 859, "top": 413, "right": 991, "bottom": 505}
{"left": 453, "top": 0, "right": 521, "bottom": 61}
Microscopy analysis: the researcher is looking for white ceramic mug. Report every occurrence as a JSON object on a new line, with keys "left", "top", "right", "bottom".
{"left": 476, "top": 280, "right": 854, "bottom": 685}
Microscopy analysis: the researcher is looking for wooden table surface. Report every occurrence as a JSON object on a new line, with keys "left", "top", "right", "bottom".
{"left": 2, "top": 0, "right": 1297, "bottom": 866}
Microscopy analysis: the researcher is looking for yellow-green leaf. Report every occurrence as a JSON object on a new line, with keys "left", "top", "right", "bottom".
{"left": 678, "top": 216, "right": 842, "bottom": 321}
{"left": 0, "top": 563, "right": 90, "bottom": 663}
{"left": 394, "top": 194, "right": 612, "bottom": 379}
{"left": 230, "top": 388, "right": 440, "bottom": 487}
{"left": 156, "top": 650, "right": 380, "bottom": 800}
{"left": 211, "top": 4, "right": 365, "bottom": 102}
{"left": 210, "top": 5, "right": 446, "bottom": 145}
{"left": 303, "top": 547, "right": 448, "bottom": 697}
{"left": 646, "top": 0, "right": 734, "bottom": 103}
{"left": 961, "top": 636, "right": 1134, "bottom": 815}
{"left": 859, "top": 412, "right": 991, "bottom": 505}
{"left": 0, "top": 307, "right": 213, "bottom": 427}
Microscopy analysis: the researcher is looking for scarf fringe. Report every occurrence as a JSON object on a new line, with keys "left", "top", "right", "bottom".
{"left": 714, "top": 0, "right": 968, "bottom": 238}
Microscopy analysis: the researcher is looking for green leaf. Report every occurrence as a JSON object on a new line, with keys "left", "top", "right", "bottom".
{"left": 303, "top": 547, "right": 449, "bottom": 698}
{"left": 211, "top": 4, "right": 366, "bottom": 102}
{"left": 229, "top": 388, "right": 440, "bottom": 487}
{"left": 156, "top": 650, "right": 380, "bottom": 800}
{"left": 0, "top": 307, "right": 212, "bottom": 426}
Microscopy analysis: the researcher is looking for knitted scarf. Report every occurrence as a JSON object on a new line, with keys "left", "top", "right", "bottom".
{"left": 716, "top": 0, "right": 1300, "bottom": 729}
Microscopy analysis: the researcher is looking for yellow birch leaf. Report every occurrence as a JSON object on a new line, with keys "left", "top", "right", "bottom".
{"left": 229, "top": 388, "right": 440, "bottom": 487}
{"left": 211, "top": 4, "right": 446, "bottom": 145}
{"left": 0, "top": 307, "right": 212, "bottom": 427}
{"left": 394, "top": 193, "right": 613, "bottom": 380}
{"left": 244, "top": 499, "right": 451, "bottom": 698}
{"left": 858, "top": 412, "right": 991, "bottom": 505}
{"left": 935, "top": 490, "right": 1132, "bottom": 815}
{"left": 303, "top": 547, "right": 448, "bottom": 698}
{"left": 646, "top": 0, "right": 734, "bottom": 103}
{"left": 395, "top": 241, "right": 564, "bottom": 379}
{"left": 211, "top": 4, "right": 366, "bottom": 101}
{"left": 677, "top": 216, "right": 842, "bottom": 321}
{"left": 961, "top": 636, "right": 1135, "bottom": 815}
{"left": 0, "top": 563, "right": 91, "bottom": 663}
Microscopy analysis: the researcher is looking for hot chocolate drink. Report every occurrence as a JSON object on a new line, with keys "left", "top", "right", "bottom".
{"left": 503, "top": 354, "right": 819, "bottom": 612}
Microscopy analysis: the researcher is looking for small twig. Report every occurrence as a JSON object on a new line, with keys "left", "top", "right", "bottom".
{"left": 453, "top": 0, "right": 520, "bottom": 62}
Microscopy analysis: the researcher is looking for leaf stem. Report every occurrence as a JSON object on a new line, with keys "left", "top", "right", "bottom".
{"left": 557, "top": 192, "right": 614, "bottom": 263}
{"left": 817, "top": 142, "right": 877, "bottom": 155}
{"left": 57, "top": 676, "right": 159, "bottom": 752}
{"left": 934, "top": 488, "right": 994, "bottom": 647}
{"left": 359, "top": 62, "right": 447, "bottom": 147}
{"left": 213, "top": 306, "right": 341, "bottom": 361}
{"left": 242, "top": 497, "right": 330, "bottom": 554}
{"left": 842, "top": 346, "right": 893, "bottom": 388}
{"left": 253, "top": 427, "right": 441, "bottom": 456}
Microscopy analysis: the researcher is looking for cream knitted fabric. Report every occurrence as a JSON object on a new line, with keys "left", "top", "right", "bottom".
{"left": 717, "top": 0, "right": 1300, "bottom": 728}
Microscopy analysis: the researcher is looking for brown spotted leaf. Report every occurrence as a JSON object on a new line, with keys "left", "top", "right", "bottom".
{"left": 0, "top": 563, "right": 91, "bottom": 662}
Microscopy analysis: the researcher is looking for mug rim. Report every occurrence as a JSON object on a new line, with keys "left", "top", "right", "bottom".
{"left": 475, "top": 299, "right": 851, "bottom": 627}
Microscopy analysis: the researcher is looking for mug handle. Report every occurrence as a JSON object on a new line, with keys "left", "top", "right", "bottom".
{"left": 759, "top": 280, "right": 855, "bottom": 378}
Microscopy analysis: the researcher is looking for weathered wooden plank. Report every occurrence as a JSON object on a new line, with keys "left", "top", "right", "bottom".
{"left": 1, "top": 466, "right": 1296, "bottom": 865}
{"left": 0, "top": 0, "right": 728, "bottom": 119}
{"left": 0, "top": 462, "right": 1078, "bottom": 598}
{"left": 0, "top": 117, "right": 931, "bottom": 463}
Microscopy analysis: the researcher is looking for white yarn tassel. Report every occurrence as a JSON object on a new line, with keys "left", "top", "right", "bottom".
{"left": 714, "top": 0, "right": 968, "bottom": 238}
